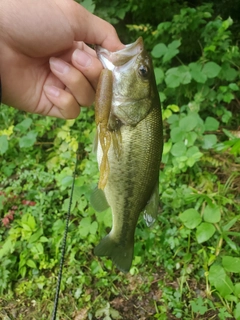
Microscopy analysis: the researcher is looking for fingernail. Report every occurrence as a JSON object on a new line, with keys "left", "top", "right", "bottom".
{"left": 73, "top": 49, "right": 92, "bottom": 67}
{"left": 49, "top": 57, "right": 70, "bottom": 74}
{"left": 44, "top": 85, "right": 60, "bottom": 97}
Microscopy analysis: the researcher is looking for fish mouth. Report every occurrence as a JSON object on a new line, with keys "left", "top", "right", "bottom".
{"left": 96, "top": 37, "right": 144, "bottom": 70}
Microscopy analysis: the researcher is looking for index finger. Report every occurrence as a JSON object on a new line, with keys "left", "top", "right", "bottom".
{"left": 66, "top": 1, "right": 125, "bottom": 51}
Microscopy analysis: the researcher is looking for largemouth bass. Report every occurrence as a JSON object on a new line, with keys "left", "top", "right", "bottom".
{"left": 91, "top": 37, "right": 163, "bottom": 272}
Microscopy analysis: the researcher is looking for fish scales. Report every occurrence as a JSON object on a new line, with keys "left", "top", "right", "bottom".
{"left": 91, "top": 37, "right": 163, "bottom": 272}
{"left": 105, "top": 106, "right": 162, "bottom": 239}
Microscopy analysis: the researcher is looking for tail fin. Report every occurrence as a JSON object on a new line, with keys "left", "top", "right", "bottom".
{"left": 94, "top": 235, "right": 134, "bottom": 273}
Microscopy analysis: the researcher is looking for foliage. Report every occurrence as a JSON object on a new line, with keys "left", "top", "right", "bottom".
{"left": 1, "top": 0, "right": 240, "bottom": 319}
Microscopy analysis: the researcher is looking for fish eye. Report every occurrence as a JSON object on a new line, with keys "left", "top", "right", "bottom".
{"left": 138, "top": 65, "right": 149, "bottom": 78}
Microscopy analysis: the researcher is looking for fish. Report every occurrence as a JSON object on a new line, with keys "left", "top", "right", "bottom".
{"left": 91, "top": 37, "right": 163, "bottom": 272}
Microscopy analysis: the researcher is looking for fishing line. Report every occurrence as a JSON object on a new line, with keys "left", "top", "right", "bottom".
{"left": 51, "top": 144, "right": 80, "bottom": 320}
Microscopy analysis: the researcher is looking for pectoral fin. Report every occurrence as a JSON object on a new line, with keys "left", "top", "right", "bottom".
{"left": 90, "top": 187, "right": 110, "bottom": 212}
{"left": 143, "top": 182, "right": 159, "bottom": 227}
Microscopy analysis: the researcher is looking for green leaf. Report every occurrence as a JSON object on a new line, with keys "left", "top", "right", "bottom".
{"left": 26, "top": 259, "right": 37, "bottom": 269}
{"left": 109, "top": 307, "right": 122, "bottom": 319}
{"left": 73, "top": 185, "right": 84, "bottom": 201}
{"left": 222, "top": 128, "right": 236, "bottom": 139}
{"left": 224, "top": 294, "right": 238, "bottom": 303}
{"left": 234, "top": 303, "right": 240, "bottom": 320}
{"left": 179, "top": 114, "right": 198, "bottom": 132}
{"left": 62, "top": 197, "right": 77, "bottom": 212}
{"left": 168, "top": 104, "right": 180, "bottom": 112}
{"left": 61, "top": 176, "right": 73, "bottom": 188}
{"left": 185, "top": 146, "right": 203, "bottom": 166}
{"left": 223, "top": 216, "right": 240, "bottom": 231}
{"left": 159, "top": 92, "right": 166, "bottom": 102}
{"left": 209, "top": 265, "right": 234, "bottom": 297}
{"left": 163, "top": 109, "right": 172, "bottom": 120}
{"left": 167, "top": 114, "right": 179, "bottom": 124}
{"left": 165, "top": 67, "right": 181, "bottom": 88}
{"left": 15, "top": 118, "right": 33, "bottom": 132}
{"left": 19, "top": 131, "right": 37, "bottom": 148}
{"left": 171, "top": 141, "right": 186, "bottom": 157}
{"left": 89, "top": 221, "right": 98, "bottom": 235}
{"left": 177, "top": 66, "right": 192, "bottom": 84}
{"left": 163, "top": 48, "right": 179, "bottom": 63}
{"left": 221, "top": 63, "right": 238, "bottom": 81}
{"left": 222, "top": 256, "right": 240, "bottom": 273}
{"left": 185, "top": 132, "right": 198, "bottom": 146}
{"left": 229, "top": 83, "right": 239, "bottom": 91}
{"left": 189, "top": 62, "right": 207, "bottom": 83}
{"left": 29, "top": 228, "right": 43, "bottom": 243}
{"left": 151, "top": 43, "right": 168, "bottom": 58}
{"left": 231, "top": 139, "right": 240, "bottom": 155}
{"left": 168, "top": 39, "right": 181, "bottom": 50}
{"left": 179, "top": 209, "right": 202, "bottom": 229}
{"left": 116, "top": 8, "right": 127, "bottom": 20}
{"left": 162, "top": 140, "right": 172, "bottom": 155}
{"left": 79, "top": 217, "right": 97, "bottom": 237}
{"left": 205, "top": 117, "right": 219, "bottom": 131}
{"left": 196, "top": 222, "right": 215, "bottom": 243}
{"left": 223, "top": 92, "right": 234, "bottom": 103}
{"left": 203, "top": 204, "right": 221, "bottom": 223}
{"left": 170, "top": 127, "right": 185, "bottom": 142}
{"left": 27, "top": 215, "right": 36, "bottom": 230}
{"left": 0, "top": 195, "right": 4, "bottom": 210}
{"left": 202, "top": 134, "right": 217, "bottom": 149}
{"left": 165, "top": 65, "right": 192, "bottom": 88}
{"left": 95, "top": 208, "right": 112, "bottom": 228}
{"left": 77, "top": 197, "right": 88, "bottom": 212}
{"left": 186, "top": 153, "right": 203, "bottom": 167}
{"left": 162, "top": 40, "right": 181, "bottom": 63}
{"left": 223, "top": 235, "right": 238, "bottom": 253}
{"left": 186, "top": 146, "right": 201, "bottom": 157}
{"left": 0, "top": 135, "right": 8, "bottom": 154}
{"left": 234, "top": 284, "right": 240, "bottom": 298}
{"left": 34, "top": 243, "right": 44, "bottom": 255}
{"left": 222, "top": 17, "right": 233, "bottom": 30}
{"left": 0, "top": 238, "right": 15, "bottom": 259}
{"left": 202, "top": 62, "right": 221, "bottom": 79}
{"left": 19, "top": 266, "right": 27, "bottom": 278}
{"left": 154, "top": 67, "right": 164, "bottom": 84}
{"left": 79, "top": 217, "right": 91, "bottom": 237}
{"left": 40, "top": 236, "right": 49, "bottom": 243}
{"left": 222, "top": 109, "right": 232, "bottom": 123}
{"left": 190, "top": 297, "right": 208, "bottom": 315}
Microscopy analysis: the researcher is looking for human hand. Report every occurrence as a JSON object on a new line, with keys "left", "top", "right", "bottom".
{"left": 0, "top": 0, "right": 124, "bottom": 118}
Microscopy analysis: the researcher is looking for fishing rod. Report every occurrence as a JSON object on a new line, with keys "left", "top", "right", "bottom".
{"left": 51, "top": 144, "right": 79, "bottom": 320}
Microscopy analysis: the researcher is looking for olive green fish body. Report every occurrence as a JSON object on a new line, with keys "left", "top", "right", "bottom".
{"left": 92, "top": 37, "right": 163, "bottom": 272}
